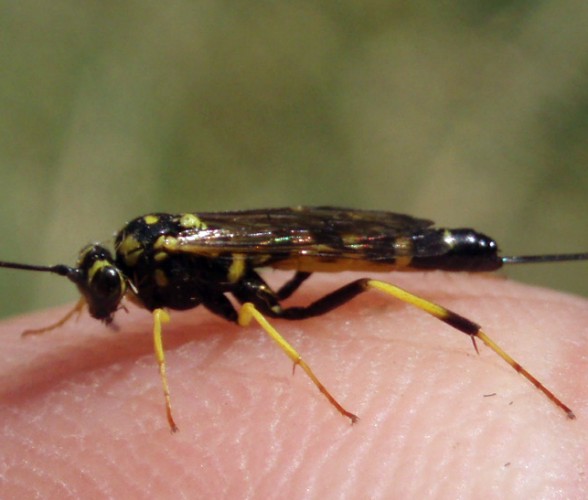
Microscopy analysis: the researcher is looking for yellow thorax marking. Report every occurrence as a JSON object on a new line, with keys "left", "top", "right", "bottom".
{"left": 117, "top": 235, "right": 143, "bottom": 267}
{"left": 154, "top": 235, "right": 179, "bottom": 252}
{"left": 143, "top": 214, "right": 160, "bottom": 225}
{"left": 179, "top": 213, "right": 207, "bottom": 230}
{"left": 228, "top": 254, "right": 246, "bottom": 283}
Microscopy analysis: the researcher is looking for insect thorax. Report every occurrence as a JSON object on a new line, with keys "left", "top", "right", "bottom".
{"left": 114, "top": 213, "right": 233, "bottom": 311}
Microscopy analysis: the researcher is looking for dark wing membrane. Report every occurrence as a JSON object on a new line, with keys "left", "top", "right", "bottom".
{"left": 171, "top": 207, "right": 448, "bottom": 263}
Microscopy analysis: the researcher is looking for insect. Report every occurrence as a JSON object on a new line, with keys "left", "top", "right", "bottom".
{"left": 1, "top": 207, "right": 585, "bottom": 431}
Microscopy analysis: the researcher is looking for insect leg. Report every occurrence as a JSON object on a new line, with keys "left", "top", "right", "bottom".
{"left": 275, "top": 280, "right": 370, "bottom": 319}
{"left": 230, "top": 271, "right": 361, "bottom": 421}
{"left": 21, "top": 297, "right": 86, "bottom": 337}
{"left": 365, "top": 280, "right": 575, "bottom": 419}
{"left": 238, "top": 302, "right": 358, "bottom": 423}
{"left": 276, "top": 271, "right": 312, "bottom": 300}
{"left": 274, "top": 277, "right": 574, "bottom": 419}
{"left": 151, "top": 308, "right": 178, "bottom": 432}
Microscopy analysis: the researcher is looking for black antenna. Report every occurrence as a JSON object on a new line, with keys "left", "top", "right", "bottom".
{"left": 0, "top": 261, "right": 78, "bottom": 280}
{"left": 502, "top": 253, "right": 588, "bottom": 265}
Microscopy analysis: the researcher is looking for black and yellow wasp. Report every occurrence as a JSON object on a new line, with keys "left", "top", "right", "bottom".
{"left": 1, "top": 207, "right": 585, "bottom": 431}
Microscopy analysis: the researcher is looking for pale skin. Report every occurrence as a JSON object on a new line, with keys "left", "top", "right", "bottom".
{"left": 1, "top": 272, "right": 587, "bottom": 498}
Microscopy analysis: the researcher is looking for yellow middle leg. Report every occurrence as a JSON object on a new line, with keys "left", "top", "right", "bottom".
{"left": 238, "top": 302, "right": 358, "bottom": 423}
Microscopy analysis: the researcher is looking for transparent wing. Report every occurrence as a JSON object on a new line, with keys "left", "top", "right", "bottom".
{"left": 169, "top": 207, "right": 448, "bottom": 263}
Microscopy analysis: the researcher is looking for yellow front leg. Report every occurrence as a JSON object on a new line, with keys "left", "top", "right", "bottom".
{"left": 152, "top": 308, "right": 178, "bottom": 432}
{"left": 22, "top": 297, "right": 86, "bottom": 337}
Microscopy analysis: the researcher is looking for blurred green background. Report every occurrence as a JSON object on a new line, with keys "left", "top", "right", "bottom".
{"left": 1, "top": 1, "right": 587, "bottom": 318}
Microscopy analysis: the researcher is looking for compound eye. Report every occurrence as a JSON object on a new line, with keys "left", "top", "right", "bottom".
{"left": 73, "top": 244, "right": 127, "bottom": 321}
{"left": 91, "top": 266, "right": 124, "bottom": 300}
{"left": 82, "top": 265, "right": 127, "bottom": 321}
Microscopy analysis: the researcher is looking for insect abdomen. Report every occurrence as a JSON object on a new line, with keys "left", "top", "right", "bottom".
{"left": 410, "top": 229, "right": 503, "bottom": 272}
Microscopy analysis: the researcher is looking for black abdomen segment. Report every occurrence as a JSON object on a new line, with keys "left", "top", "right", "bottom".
{"left": 410, "top": 229, "right": 503, "bottom": 272}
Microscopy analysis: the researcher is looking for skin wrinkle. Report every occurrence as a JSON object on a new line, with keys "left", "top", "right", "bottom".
{"left": 265, "top": 396, "right": 311, "bottom": 495}
{"left": 0, "top": 272, "right": 587, "bottom": 498}
{"left": 294, "top": 421, "right": 343, "bottom": 498}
